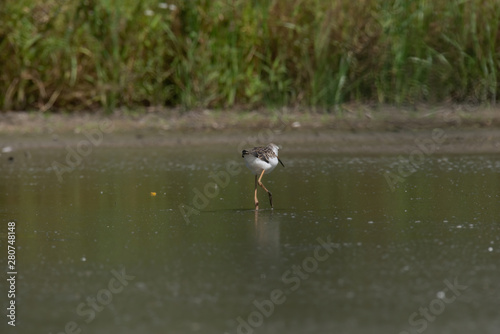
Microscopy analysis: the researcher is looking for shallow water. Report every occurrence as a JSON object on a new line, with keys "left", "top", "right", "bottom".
{"left": 1, "top": 142, "right": 500, "bottom": 334}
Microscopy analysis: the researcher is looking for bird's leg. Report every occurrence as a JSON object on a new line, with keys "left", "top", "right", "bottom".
{"left": 254, "top": 175, "right": 259, "bottom": 210}
{"left": 257, "top": 169, "right": 273, "bottom": 208}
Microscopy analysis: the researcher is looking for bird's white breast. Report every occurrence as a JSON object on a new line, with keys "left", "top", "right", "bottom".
{"left": 244, "top": 155, "right": 279, "bottom": 175}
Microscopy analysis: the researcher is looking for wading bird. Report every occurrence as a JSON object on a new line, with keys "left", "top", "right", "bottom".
{"left": 241, "top": 143, "right": 284, "bottom": 210}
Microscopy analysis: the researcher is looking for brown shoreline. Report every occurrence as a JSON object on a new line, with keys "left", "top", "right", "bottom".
{"left": 1, "top": 106, "right": 500, "bottom": 154}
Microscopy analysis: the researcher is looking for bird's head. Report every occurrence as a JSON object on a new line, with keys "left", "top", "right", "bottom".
{"left": 268, "top": 143, "right": 280, "bottom": 155}
{"left": 268, "top": 143, "right": 284, "bottom": 167}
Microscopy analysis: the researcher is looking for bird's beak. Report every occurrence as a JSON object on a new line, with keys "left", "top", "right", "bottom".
{"left": 278, "top": 158, "right": 285, "bottom": 167}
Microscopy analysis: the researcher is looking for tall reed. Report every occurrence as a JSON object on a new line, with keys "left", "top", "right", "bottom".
{"left": 0, "top": 0, "right": 498, "bottom": 112}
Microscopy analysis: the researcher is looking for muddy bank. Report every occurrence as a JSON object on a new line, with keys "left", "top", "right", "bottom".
{"left": 2, "top": 105, "right": 500, "bottom": 133}
{"left": 1, "top": 106, "right": 500, "bottom": 154}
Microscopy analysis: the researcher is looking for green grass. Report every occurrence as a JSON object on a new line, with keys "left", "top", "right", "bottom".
{"left": 0, "top": 0, "right": 499, "bottom": 112}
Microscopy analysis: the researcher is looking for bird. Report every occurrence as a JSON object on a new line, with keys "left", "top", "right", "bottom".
{"left": 241, "top": 143, "right": 284, "bottom": 210}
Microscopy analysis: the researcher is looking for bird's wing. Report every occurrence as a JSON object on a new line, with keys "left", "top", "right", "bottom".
{"left": 255, "top": 147, "right": 270, "bottom": 164}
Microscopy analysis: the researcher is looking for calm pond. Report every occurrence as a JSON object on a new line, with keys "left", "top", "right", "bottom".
{"left": 1, "top": 136, "right": 500, "bottom": 334}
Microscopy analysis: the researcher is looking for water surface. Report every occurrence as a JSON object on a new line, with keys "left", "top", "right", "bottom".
{"left": 1, "top": 142, "right": 499, "bottom": 334}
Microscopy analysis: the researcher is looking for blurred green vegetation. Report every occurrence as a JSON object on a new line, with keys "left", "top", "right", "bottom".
{"left": 0, "top": 0, "right": 499, "bottom": 112}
